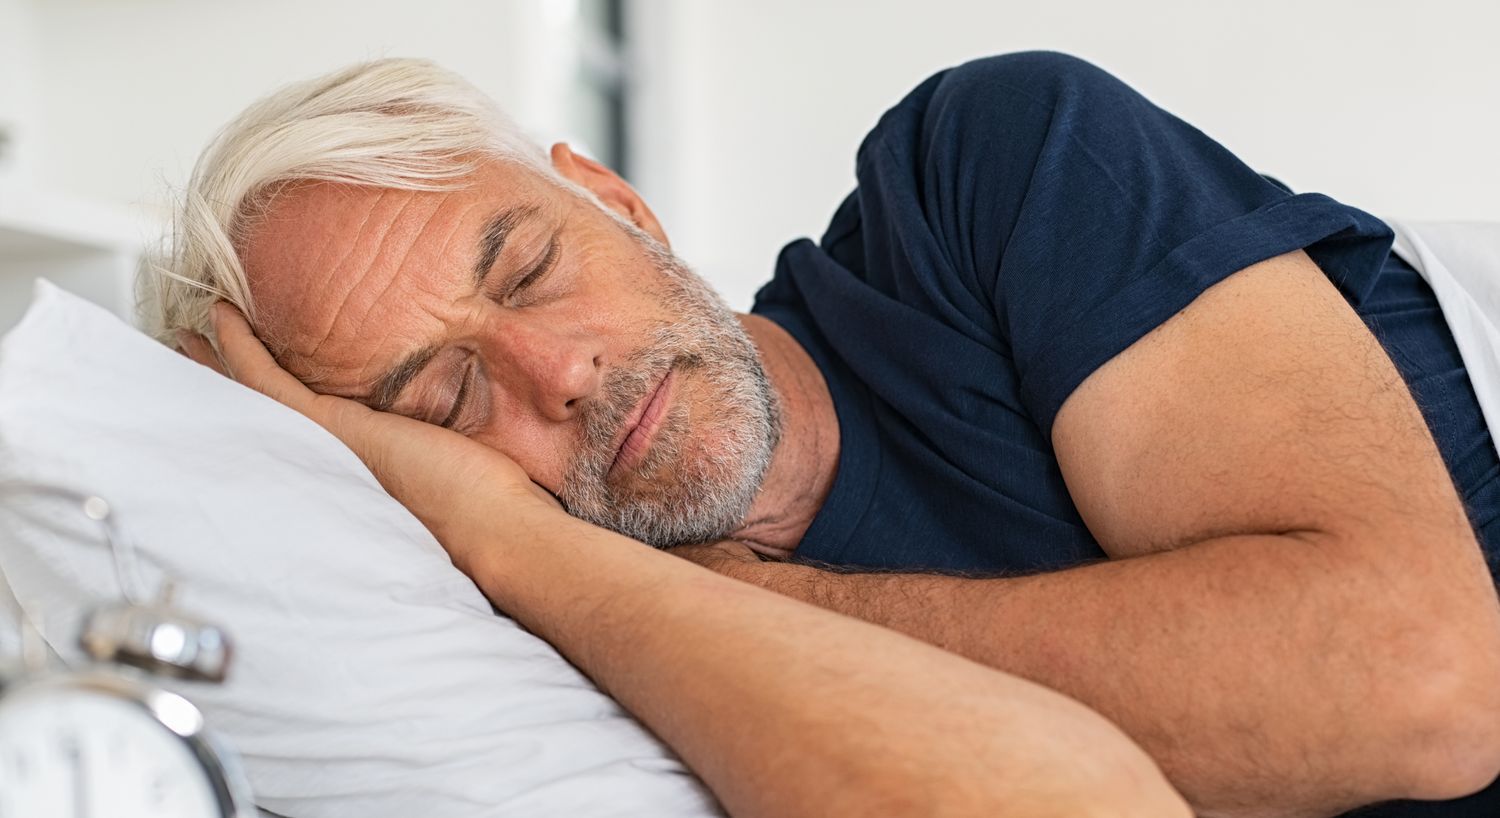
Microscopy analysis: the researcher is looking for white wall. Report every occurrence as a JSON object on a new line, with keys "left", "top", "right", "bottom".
{"left": 630, "top": 0, "right": 1500, "bottom": 310}
{"left": 26, "top": 0, "right": 582, "bottom": 223}
{"left": 1, "top": 0, "right": 616, "bottom": 329}
{"left": 13, "top": 0, "right": 1498, "bottom": 313}
{"left": 0, "top": 0, "right": 40, "bottom": 185}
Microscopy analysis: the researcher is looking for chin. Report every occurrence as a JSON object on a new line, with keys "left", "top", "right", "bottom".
{"left": 579, "top": 394, "right": 777, "bottom": 549}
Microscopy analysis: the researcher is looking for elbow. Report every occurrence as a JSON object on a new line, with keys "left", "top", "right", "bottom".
{"left": 1078, "top": 766, "right": 1194, "bottom": 818}
{"left": 1380, "top": 606, "right": 1500, "bottom": 800}
{"left": 1328, "top": 522, "right": 1500, "bottom": 802}
{"left": 1393, "top": 649, "right": 1500, "bottom": 800}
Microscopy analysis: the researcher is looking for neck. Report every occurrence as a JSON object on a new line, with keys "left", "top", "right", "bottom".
{"left": 730, "top": 313, "right": 840, "bottom": 558}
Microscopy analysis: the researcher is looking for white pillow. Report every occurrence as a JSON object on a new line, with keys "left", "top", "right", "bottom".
{"left": 0, "top": 282, "right": 722, "bottom": 818}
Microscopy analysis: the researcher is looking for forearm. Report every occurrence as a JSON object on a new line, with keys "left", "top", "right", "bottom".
{"left": 463, "top": 511, "right": 1188, "bottom": 818}
{"left": 717, "top": 532, "right": 1500, "bottom": 817}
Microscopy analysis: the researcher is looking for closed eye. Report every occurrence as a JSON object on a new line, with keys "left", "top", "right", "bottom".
{"left": 440, "top": 357, "right": 477, "bottom": 429}
{"left": 509, "top": 234, "right": 560, "bottom": 298}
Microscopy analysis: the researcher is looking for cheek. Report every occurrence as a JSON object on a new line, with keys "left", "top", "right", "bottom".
{"left": 567, "top": 233, "right": 675, "bottom": 324}
{"left": 470, "top": 416, "right": 571, "bottom": 492}
{"left": 571, "top": 273, "right": 660, "bottom": 335}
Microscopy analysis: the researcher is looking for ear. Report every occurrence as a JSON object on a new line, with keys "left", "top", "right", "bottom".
{"left": 549, "top": 142, "right": 670, "bottom": 248}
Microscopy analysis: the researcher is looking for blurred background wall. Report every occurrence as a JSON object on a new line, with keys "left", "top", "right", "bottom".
{"left": 1, "top": 0, "right": 1496, "bottom": 321}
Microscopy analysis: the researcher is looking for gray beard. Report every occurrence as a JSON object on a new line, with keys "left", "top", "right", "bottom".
{"left": 555, "top": 223, "right": 782, "bottom": 548}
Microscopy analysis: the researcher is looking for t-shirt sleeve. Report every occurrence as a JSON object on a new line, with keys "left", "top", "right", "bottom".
{"left": 859, "top": 51, "right": 1397, "bottom": 440}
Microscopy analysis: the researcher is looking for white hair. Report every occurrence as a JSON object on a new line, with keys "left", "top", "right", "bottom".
{"left": 140, "top": 57, "right": 562, "bottom": 345}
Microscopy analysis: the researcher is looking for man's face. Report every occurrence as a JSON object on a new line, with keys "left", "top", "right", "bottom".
{"left": 238, "top": 157, "right": 780, "bottom": 547}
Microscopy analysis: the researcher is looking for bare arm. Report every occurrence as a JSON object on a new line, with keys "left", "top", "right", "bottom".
{"left": 195, "top": 305, "right": 1190, "bottom": 818}
{"left": 474, "top": 509, "right": 1187, "bottom": 818}
{"left": 679, "top": 251, "right": 1500, "bottom": 817}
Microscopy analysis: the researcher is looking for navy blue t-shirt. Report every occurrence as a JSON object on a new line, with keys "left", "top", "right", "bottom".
{"left": 751, "top": 52, "right": 1500, "bottom": 816}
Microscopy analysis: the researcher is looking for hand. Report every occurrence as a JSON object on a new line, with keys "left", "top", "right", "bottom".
{"left": 179, "top": 303, "right": 563, "bottom": 573}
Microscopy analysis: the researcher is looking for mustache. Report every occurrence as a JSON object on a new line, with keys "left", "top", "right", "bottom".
{"left": 565, "top": 330, "right": 702, "bottom": 491}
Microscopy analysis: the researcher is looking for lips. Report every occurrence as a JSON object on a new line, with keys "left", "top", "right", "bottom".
{"left": 607, "top": 368, "right": 676, "bottom": 479}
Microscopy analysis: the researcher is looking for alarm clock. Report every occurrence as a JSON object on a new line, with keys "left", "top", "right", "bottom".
{"left": 0, "top": 492, "right": 257, "bottom": 818}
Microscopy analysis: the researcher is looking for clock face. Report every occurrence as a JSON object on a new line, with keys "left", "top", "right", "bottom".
{"left": 0, "top": 680, "right": 224, "bottom": 818}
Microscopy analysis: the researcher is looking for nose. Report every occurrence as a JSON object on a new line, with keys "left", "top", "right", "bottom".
{"left": 484, "top": 317, "right": 604, "bottom": 423}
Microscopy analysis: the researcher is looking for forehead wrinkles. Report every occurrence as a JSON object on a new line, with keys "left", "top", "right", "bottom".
{"left": 241, "top": 184, "right": 391, "bottom": 361}
{"left": 344, "top": 193, "right": 487, "bottom": 348}
{"left": 279, "top": 188, "right": 475, "bottom": 391}
{"left": 303, "top": 189, "right": 431, "bottom": 357}
{"left": 243, "top": 161, "right": 558, "bottom": 393}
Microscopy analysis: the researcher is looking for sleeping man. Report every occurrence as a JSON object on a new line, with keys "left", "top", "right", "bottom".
{"left": 161, "top": 52, "right": 1500, "bottom": 817}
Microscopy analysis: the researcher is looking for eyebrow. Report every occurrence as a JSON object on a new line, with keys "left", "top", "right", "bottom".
{"left": 368, "top": 344, "right": 441, "bottom": 412}
{"left": 364, "top": 204, "right": 537, "bottom": 412}
{"left": 472, "top": 205, "right": 537, "bottom": 286}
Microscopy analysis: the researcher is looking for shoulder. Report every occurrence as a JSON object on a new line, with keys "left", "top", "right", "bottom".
{"left": 917, "top": 51, "right": 1143, "bottom": 132}
{"left": 936, "top": 51, "right": 1126, "bottom": 100}
{"left": 855, "top": 51, "right": 1151, "bottom": 198}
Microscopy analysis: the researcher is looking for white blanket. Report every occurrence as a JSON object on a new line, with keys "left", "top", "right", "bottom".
{"left": 1388, "top": 219, "right": 1500, "bottom": 459}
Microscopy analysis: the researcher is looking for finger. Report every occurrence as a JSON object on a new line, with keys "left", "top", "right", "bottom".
{"left": 208, "top": 302, "right": 383, "bottom": 455}
{"left": 210, "top": 302, "right": 321, "bottom": 414}
{"left": 176, "top": 331, "right": 230, "bottom": 377}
